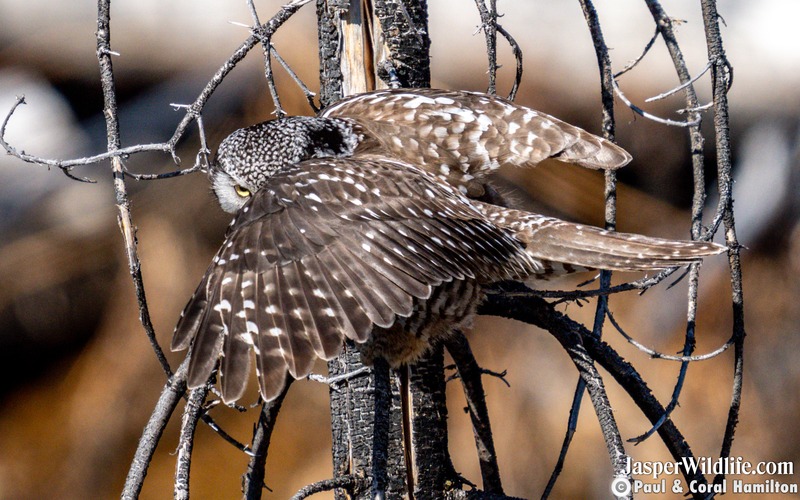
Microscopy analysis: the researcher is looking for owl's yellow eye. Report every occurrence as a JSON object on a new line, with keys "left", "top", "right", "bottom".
{"left": 234, "top": 185, "right": 251, "bottom": 198}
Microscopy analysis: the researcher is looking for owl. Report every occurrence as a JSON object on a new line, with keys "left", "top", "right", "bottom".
{"left": 171, "top": 89, "right": 723, "bottom": 403}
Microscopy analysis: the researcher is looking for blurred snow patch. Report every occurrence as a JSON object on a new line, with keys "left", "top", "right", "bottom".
{"left": 0, "top": 69, "right": 89, "bottom": 230}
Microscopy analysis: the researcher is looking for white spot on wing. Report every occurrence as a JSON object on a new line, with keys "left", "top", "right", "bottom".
{"left": 214, "top": 300, "right": 232, "bottom": 312}
{"left": 403, "top": 95, "right": 437, "bottom": 108}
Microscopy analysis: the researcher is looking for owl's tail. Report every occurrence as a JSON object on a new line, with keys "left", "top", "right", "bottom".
{"left": 476, "top": 202, "right": 725, "bottom": 279}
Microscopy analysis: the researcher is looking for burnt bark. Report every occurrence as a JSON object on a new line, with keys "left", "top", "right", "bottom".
{"left": 319, "top": 1, "right": 460, "bottom": 498}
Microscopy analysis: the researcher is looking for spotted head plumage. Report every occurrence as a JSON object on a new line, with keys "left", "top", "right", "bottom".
{"left": 210, "top": 116, "right": 360, "bottom": 213}
{"left": 174, "top": 88, "right": 724, "bottom": 403}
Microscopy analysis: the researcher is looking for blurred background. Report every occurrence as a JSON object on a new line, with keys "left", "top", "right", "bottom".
{"left": 0, "top": 0, "right": 798, "bottom": 498}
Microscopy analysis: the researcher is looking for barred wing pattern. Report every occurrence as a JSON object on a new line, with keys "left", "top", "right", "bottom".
{"left": 172, "top": 158, "right": 537, "bottom": 402}
{"left": 322, "top": 88, "right": 632, "bottom": 196}
{"left": 476, "top": 202, "right": 724, "bottom": 279}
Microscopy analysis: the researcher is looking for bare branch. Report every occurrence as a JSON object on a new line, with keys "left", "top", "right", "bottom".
{"left": 243, "top": 381, "right": 293, "bottom": 499}
{"left": 496, "top": 24, "right": 523, "bottom": 101}
{"left": 174, "top": 385, "right": 209, "bottom": 500}
{"left": 122, "top": 357, "right": 189, "bottom": 499}
{"left": 473, "top": 0, "right": 498, "bottom": 95}
{"left": 542, "top": 379, "right": 585, "bottom": 499}
{"left": 614, "top": 27, "right": 659, "bottom": 78}
{"left": 638, "top": 3, "right": 721, "bottom": 452}
{"left": 3, "top": 2, "right": 311, "bottom": 190}
{"left": 164, "top": 0, "right": 312, "bottom": 149}
{"left": 198, "top": 412, "right": 253, "bottom": 455}
{"left": 645, "top": 61, "right": 712, "bottom": 102}
{"left": 579, "top": 0, "right": 629, "bottom": 487}
{"left": 605, "top": 308, "right": 735, "bottom": 362}
{"left": 445, "top": 332, "right": 503, "bottom": 494}
{"left": 270, "top": 46, "right": 319, "bottom": 113}
{"left": 613, "top": 80, "right": 702, "bottom": 127}
{"left": 477, "top": 288, "right": 710, "bottom": 497}
{"left": 700, "top": 2, "right": 746, "bottom": 489}
{"left": 290, "top": 475, "right": 367, "bottom": 500}
{"left": 96, "top": 0, "right": 173, "bottom": 376}
{"left": 483, "top": 267, "right": 683, "bottom": 304}
{"left": 247, "top": 0, "right": 285, "bottom": 117}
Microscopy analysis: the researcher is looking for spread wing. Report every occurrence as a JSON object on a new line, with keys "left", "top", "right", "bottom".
{"left": 172, "top": 158, "right": 536, "bottom": 402}
{"left": 321, "top": 88, "right": 631, "bottom": 196}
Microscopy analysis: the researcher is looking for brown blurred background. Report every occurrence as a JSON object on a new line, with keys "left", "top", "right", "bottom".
{"left": 0, "top": 1, "right": 798, "bottom": 498}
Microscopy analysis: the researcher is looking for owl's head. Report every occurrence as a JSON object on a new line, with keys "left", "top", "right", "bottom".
{"left": 209, "top": 116, "right": 360, "bottom": 213}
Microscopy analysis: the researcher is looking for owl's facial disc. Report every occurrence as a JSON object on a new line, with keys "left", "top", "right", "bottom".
{"left": 210, "top": 167, "right": 254, "bottom": 214}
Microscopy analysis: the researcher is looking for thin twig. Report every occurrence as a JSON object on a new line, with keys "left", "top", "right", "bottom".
{"left": 243, "top": 380, "right": 293, "bottom": 499}
{"left": 606, "top": 308, "right": 734, "bottom": 362}
{"left": 270, "top": 46, "right": 319, "bottom": 113}
{"left": 290, "top": 475, "right": 366, "bottom": 500}
{"left": 96, "top": 0, "right": 172, "bottom": 376}
{"left": 124, "top": 108, "right": 211, "bottom": 180}
{"left": 122, "top": 356, "right": 190, "bottom": 499}
{"left": 677, "top": 101, "right": 714, "bottom": 114}
{"left": 473, "top": 0, "right": 498, "bottom": 95}
{"left": 578, "top": 0, "right": 629, "bottom": 489}
{"left": 614, "top": 26, "right": 659, "bottom": 78}
{"left": 541, "top": 379, "right": 585, "bottom": 499}
{"left": 123, "top": 162, "right": 205, "bottom": 181}
{"left": 483, "top": 267, "right": 681, "bottom": 303}
{"left": 174, "top": 385, "right": 210, "bottom": 500}
{"left": 307, "top": 366, "right": 371, "bottom": 387}
{"left": 628, "top": 356, "right": 687, "bottom": 445}
{"left": 198, "top": 413, "right": 253, "bottom": 455}
{"left": 645, "top": 61, "right": 712, "bottom": 102}
{"left": 247, "top": 0, "right": 286, "bottom": 117}
{"left": 496, "top": 24, "right": 523, "bottom": 101}
{"left": 0, "top": 97, "right": 84, "bottom": 182}
{"left": 444, "top": 332, "right": 504, "bottom": 494}
{"left": 614, "top": 80, "right": 702, "bottom": 127}
{"left": 700, "top": 1, "right": 746, "bottom": 492}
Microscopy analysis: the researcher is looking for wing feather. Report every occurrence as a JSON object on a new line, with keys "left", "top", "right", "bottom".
{"left": 292, "top": 258, "right": 345, "bottom": 359}
{"left": 219, "top": 270, "right": 252, "bottom": 403}
{"left": 321, "top": 89, "right": 632, "bottom": 197}
{"left": 315, "top": 249, "right": 374, "bottom": 342}
{"left": 253, "top": 271, "right": 289, "bottom": 401}
{"left": 186, "top": 271, "right": 225, "bottom": 388}
{"left": 274, "top": 263, "right": 316, "bottom": 378}
{"left": 476, "top": 202, "right": 725, "bottom": 272}
{"left": 174, "top": 158, "right": 538, "bottom": 401}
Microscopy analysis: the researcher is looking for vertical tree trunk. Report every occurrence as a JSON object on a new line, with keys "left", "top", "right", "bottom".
{"left": 316, "top": 1, "right": 449, "bottom": 498}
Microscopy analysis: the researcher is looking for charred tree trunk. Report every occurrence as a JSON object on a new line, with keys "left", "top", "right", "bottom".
{"left": 317, "top": 1, "right": 457, "bottom": 498}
